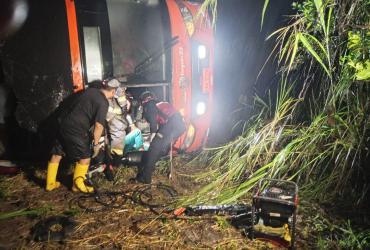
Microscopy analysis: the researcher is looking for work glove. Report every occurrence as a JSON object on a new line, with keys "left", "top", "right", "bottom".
{"left": 92, "top": 143, "right": 101, "bottom": 158}
{"left": 129, "top": 123, "right": 137, "bottom": 132}
{"left": 150, "top": 133, "right": 156, "bottom": 142}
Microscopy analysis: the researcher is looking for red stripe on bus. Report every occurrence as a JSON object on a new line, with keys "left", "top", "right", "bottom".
{"left": 65, "top": 0, "right": 84, "bottom": 92}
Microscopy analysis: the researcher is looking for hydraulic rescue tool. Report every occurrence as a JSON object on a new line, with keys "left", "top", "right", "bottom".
{"left": 174, "top": 178, "right": 299, "bottom": 249}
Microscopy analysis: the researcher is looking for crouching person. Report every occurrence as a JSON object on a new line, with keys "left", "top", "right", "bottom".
{"left": 133, "top": 91, "right": 186, "bottom": 184}
{"left": 106, "top": 84, "right": 136, "bottom": 157}
{"left": 45, "top": 79, "right": 119, "bottom": 193}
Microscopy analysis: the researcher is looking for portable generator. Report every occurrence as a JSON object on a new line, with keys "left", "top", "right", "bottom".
{"left": 250, "top": 178, "right": 298, "bottom": 249}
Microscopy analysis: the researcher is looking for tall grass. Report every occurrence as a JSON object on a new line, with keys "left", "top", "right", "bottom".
{"left": 197, "top": 0, "right": 218, "bottom": 27}
{"left": 184, "top": 0, "right": 370, "bottom": 206}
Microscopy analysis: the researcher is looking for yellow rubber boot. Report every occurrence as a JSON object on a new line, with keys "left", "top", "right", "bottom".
{"left": 283, "top": 224, "right": 292, "bottom": 242}
{"left": 46, "top": 162, "right": 61, "bottom": 191}
{"left": 72, "top": 163, "right": 94, "bottom": 193}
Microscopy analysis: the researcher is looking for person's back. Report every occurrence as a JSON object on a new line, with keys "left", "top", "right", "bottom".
{"left": 46, "top": 80, "right": 118, "bottom": 193}
{"left": 62, "top": 88, "right": 109, "bottom": 136}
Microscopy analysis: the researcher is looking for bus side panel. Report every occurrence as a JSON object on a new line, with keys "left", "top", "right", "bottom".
{"left": 65, "top": 0, "right": 84, "bottom": 92}
{"left": 166, "top": 0, "right": 200, "bottom": 151}
{"left": 165, "top": 0, "right": 193, "bottom": 123}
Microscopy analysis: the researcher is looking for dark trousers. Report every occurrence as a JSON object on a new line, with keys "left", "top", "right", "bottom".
{"left": 137, "top": 113, "right": 185, "bottom": 183}
{"left": 51, "top": 127, "right": 91, "bottom": 161}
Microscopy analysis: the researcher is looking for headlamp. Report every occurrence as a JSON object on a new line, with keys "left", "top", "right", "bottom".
{"left": 198, "top": 45, "right": 207, "bottom": 60}
{"left": 195, "top": 101, "right": 206, "bottom": 116}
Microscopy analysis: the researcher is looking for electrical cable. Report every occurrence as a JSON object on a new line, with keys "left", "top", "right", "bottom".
{"left": 75, "top": 191, "right": 129, "bottom": 212}
{"left": 69, "top": 180, "right": 178, "bottom": 214}
{"left": 70, "top": 176, "right": 130, "bottom": 212}
{"left": 131, "top": 183, "right": 178, "bottom": 214}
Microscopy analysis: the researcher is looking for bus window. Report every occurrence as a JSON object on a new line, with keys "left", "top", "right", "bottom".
{"left": 106, "top": 0, "right": 170, "bottom": 83}
{"left": 82, "top": 26, "right": 103, "bottom": 82}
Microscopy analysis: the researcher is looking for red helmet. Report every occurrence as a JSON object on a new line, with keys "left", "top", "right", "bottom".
{"left": 139, "top": 91, "right": 156, "bottom": 105}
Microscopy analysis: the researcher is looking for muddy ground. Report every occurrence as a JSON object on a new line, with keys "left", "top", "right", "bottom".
{"left": 0, "top": 157, "right": 307, "bottom": 249}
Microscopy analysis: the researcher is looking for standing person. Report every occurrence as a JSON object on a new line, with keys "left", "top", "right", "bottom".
{"left": 133, "top": 91, "right": 186, "bottom": 184}
{"left": 45, "top": 79, "right": 120, "bottom": 193}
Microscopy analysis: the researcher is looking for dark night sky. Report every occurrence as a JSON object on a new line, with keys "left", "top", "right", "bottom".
{"left": 209, "top": 0, "right": 292, "bottom": 145}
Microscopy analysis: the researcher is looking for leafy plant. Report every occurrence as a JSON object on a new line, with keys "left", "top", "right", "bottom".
{"left": 185, "top": 0, "right": 370, "bottom": 209}
{"left": 343, "top": 31, "right": 370, "bottom": 80}
{"left": 337, "top": 221, "right": 370, "bottom": 249}
{"left": 0, "top": 207, "right": 51, "bottom": 220}
{"left": 197, "top": 0, "right": 217, "bottom": 27}
{"left": 314, "top": 219, "right": 370, "bottom": 250}
{"left": 0, "top": 177, "right": 10, "bottom": 200}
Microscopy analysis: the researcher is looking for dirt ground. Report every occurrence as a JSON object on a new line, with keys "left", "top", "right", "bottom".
{"left": 0, "top": 157, "right": 302, "bottom": 249}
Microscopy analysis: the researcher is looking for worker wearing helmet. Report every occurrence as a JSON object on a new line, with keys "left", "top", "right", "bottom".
{"left": 132, "top": 91, "right": 186, "bottom": 184}
{"left": 45, "top": 79, "right": 119, "bottom": 193}
{"left": 106, "top": 84, "right": 136, "bottom": 157}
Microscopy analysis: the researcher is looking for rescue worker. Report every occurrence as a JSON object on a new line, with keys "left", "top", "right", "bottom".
{"left": 106, "top": 84, "right": 136, "bottom": 157}
{"left": 133, "top": 91, "right": 186, "bottom": 184}
{"left": 45, "top": 79, "right": 120, "bottom": 193}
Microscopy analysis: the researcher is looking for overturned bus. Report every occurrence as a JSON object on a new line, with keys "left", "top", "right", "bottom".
{"left": 1, "top": 0, "right": 214, "bottom": 153}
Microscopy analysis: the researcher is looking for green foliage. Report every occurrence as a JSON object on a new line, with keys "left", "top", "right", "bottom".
{"left": 155, "top": 158, "right": 171, "bottom": 175}
{"left": 197, "top": 0, "right": 217, "bottom": 28}
{"left": 0, "top": 206, "right": 51, "bottom": 220}
{"left": 0, "top": 177, "right": 9, "bottom": 200}
{"left": 300, "top": 32, "right": 331, "bottom": 76}
{"left": 215, "top": 215, "right": 230, "bottom": 229}
{"left": 261, "top": 0, "right": 270, "bottom": 30}
{"left": 185, "top": 0, "right": 370, "bottom": 248}
{"left": 292, "top": 1, "right": 317, "bottom": 31}
{"left": 315, "top": 220, "right": 370, "bottom": 250}
{"left": 184, "top": 0, "right": 370, "bottom": 210}
{"left": 298, "top": 203, "right": 370, "bottom": 249}
{"left": 343, "top": 31, "right": 370, "bottom": 80}
{"left": 63, "top": 208, "right": 81, "bottom": 217}
{"left": 337, "top": 221, "right": 370, "bottom": 249}
{"left": 268, "top": 0, "right": 334, "bottom": 77}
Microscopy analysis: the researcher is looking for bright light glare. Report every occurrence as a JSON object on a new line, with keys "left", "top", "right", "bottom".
{"left": 13, "top": 0, "right": 28, "bottom": 28}
{"left": 196, "top": 102, "right": 206, "bottom": 115}
{"left": 1, "top": 0, "right": 29, "bottom": 38}
{"left": 198, "top": 45, "right": 207, "bottom": 59}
